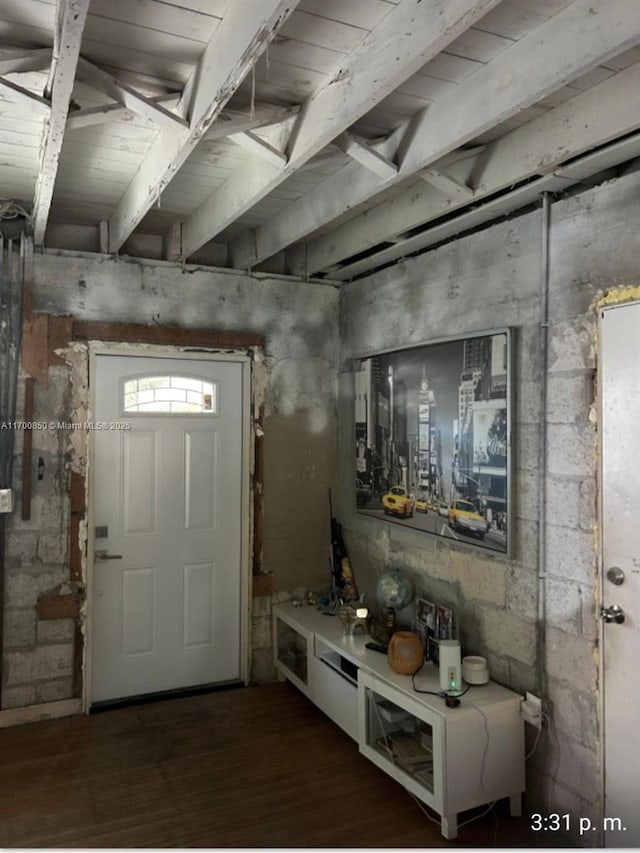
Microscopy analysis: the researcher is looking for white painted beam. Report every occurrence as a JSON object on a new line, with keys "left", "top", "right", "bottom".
{"left": 234, "top": 0, "right": 640, "bottom": 272}
{"left": 181, "top": 0, "right": 503, "bottom": 264}
{"left": 66, "top": 93, "right": 180, "bottom": 130}
{"left": 334, "top": 133, "right": 398, "bottom": 180}
{"left": 99, "top": 220, "right": 109, "bottom": 253}
{"left": 420, "top": 169, "right": 474, "bottom": 200}
{"left": 0, "top": 77, "right": 50, "bottom": 115}
{"left": 0, "top": 48, "right": 52, "bottom": 76}
{"left": 306, "top": 58, "right": 640, "bottom": 274}
{"left": 228, "top": 131, "right": 287, "bottom": 166}
{"left": 32, "top": 0, "right": 90, "bottom": 245}
{"left": 76, "top": 59, "right": 189, "bottom": 135}
{"left": 107, "top": 0, "right": 297, "bottom": 252}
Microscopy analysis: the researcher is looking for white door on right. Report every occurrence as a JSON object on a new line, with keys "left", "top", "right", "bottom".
{"left": 600, "top": 301, "right": 640, "bottom": 846}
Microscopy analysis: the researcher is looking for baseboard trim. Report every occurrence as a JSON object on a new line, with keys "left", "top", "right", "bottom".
{"left": 0, "top": 698, "right": 83, "bottom": 728}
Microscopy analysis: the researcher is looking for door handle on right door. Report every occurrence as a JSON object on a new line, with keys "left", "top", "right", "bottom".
{"left": 601, "top": 604, "right": 625, "bottom": 624}
{"left": 95, "top": 550, "right": 123, "bottom": 561}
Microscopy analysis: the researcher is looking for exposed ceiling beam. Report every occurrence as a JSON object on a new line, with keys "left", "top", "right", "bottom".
{"left": 0, "top": 48, "right": 52, "bottom": 76}
{"left": 76, "top": 58, "right": 188, "bottom": 135}
{"left": 180, "top": 0, "right": 503, "bottom": 263}
{"left": 309, "top": 59, "right": 640, "bottom": 276}
{"left": 334, "top": 133, "right": 398, "bottom": 180}
{"left": 231, "top": 0, "right": 640, "bottom": 273}
{"left": 228, "top": 131, "right": 287, "bottom": 166}
{"left": 0, "top": 77, "right": 50, "bottom": 115}
{"left": 107, "top": 0, "right": 298, "bottom": 253}
{"left": 66, "top": 92, "right": 180, "bottom": 130}
{"left": 32, "top": 0, "right": 90, "bottom": 245}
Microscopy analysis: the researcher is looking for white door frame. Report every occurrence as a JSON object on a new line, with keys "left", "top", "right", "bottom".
{"left": 83, "top": 341, "right": 253, "bottom": 711}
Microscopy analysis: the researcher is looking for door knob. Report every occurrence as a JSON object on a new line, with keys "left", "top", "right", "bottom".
{"left": 606, "top": 566, "right": 625, "bottom": 586}
{"left": 95, "top": 550, "right": 123, "bottom": 561}
{"left": 601, "top": 604, "right": 625, "bottom": 624}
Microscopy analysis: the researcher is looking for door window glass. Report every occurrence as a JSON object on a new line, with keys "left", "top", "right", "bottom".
{"left": 122, "top": 376, "right": 217, "bottom": 414}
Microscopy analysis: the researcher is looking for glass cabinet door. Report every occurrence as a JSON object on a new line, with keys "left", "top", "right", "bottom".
{"left": 358, "top": 671, "right": 443, "bottom": 810}
{"left": 274, "top": 610, "right": 312, "bottom": 696}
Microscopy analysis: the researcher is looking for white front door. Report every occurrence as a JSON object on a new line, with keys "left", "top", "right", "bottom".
{"left": 91, "top": 353, "right": 246, "bottom": 704}
{"left": 600, "top": 302, "right": 640, "bottom": 846}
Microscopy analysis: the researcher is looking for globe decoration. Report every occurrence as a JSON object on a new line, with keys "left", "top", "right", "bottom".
{"left": 376, "top": 569, "right": 414, "bottom": 635}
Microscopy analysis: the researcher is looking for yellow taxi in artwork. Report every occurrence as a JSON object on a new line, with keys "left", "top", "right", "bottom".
{"left": 448, "top": 499, "right": 489, "bottom": 539}
{"left": 382, "top": 486, "right": 414, "bottom": 519}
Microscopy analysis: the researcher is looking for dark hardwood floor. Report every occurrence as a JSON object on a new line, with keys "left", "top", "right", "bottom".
{"left": 0, "top": 682, "right": 567, "bottom": 848}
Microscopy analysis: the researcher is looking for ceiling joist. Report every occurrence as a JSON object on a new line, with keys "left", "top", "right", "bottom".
{"left": 32, "top": 0, "right": 90, "bottom": 245}
{"left": 180, "top": 0, "right": 503, "bottom": 264}
{"left": 107, "top": 0, "right": 297, "bottom": 253}
{"left": 231, "top": 0, "right": 640, "bottom": 274}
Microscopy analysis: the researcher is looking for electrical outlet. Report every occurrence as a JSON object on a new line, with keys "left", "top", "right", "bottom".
{"left": 521, "top": 691, "right": 542, "bottom": 729}
{"left": 0, "top": 488, "right": 14, "bottom": 514}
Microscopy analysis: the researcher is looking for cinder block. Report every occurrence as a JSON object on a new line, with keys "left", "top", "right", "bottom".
{"left": 34, "top": 678, "right": 74, "bottom": 704}
{"left": 506, "top": 565, "right": 538, "bottom": 621}
{"left": 5, "top": 532, "right": 38, "bottom": 566}
{"left": 449, "top": 551, "right": 506, "bottom": 606}
{"left": 37, "top": 618, "right": 76, "bottom": 644}
{"left": 551, "top": 734, "right": 600, "bottom": 805}
{"left": 513, "top": 469, "right": 540, "bottom": 523}
{"left": 547, "top": 423, "right": 596, "bottom": 478}
{"left": 545, "top": 627, "right": 597, "bottom": 690}
{"left": 507, "top": 661, "right": 537, "bottom": 696}
{"left": 548, "top": 316, "right": 596, "bottom": 374}
{"left": 1, "top": 685, "right": 36, "bottom": 709}
{"left": 545, "top": 524, "right": 597, "bottom": 585}
{"left": 546, "top": 476, "right": 580, "bottom": 530}
{"left": 547, "top": 677, "right": 598, "bottom": 751}
{"left": 479, "top": 607, "right": 536, "bottom": 666}
{"left": 514, "top": 423, "right": 540, "bottom": 472}
{"left": 4, "top": 573, "right": 37, "bottom": 607}
{"left": 5, "top": 643, "right": 74, "bottom": 686}
{"left": 3, "top": 608, "right": 37, "bottom": 649}
{"left": 37, "top": 533, "right": 68, "bottom": 565}
{"left": 547, "top": 371, "right": 594, "bottom": 425}
{"left": 545, "top": 577, "right": 583, "bottom": 635}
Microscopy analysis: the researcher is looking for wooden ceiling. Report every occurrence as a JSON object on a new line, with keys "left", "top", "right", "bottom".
{"left": 1, "top": 0, "right": 639, "bottom": 281}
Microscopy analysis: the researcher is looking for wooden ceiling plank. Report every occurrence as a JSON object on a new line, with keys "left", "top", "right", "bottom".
{"left": 32, "top": 0, "right": 90, "bottom": 245}
{"left": 334, "top": 132, "right": 398, "bottom": 179}
{"left": 305, "top": 58, "right": 640, "bottom": 273}
{"left": 180, "top": 0, "right": 503, "bottom": 264}
{"left": 0, "top": 77, "right": 50, "bottom": 115}
{"left": 107, "top": 0, "right": 298, "bottom": 252}
{"left": 236, "top": 0, "right": 640, "bottom": 271}
{"left": 0, "top": 48, "right": 52, "bottom": 75}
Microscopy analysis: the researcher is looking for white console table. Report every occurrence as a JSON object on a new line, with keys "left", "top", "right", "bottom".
{"left": 273, "top": 602, "right": 525, "bottom": 840}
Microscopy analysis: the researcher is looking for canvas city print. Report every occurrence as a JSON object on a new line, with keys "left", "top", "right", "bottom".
{"left": 354, "top": 330, "right": 511, "bottom": 555}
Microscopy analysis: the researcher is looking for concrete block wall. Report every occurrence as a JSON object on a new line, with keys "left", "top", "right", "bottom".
{"left": 2, "top": 367, "right": 77, "bottom": 708}
{"left": 336, "top": 169, "right": 640, "bottom": 843}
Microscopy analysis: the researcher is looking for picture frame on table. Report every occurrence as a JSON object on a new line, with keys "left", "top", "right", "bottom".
{"left": 436, "top": 605, "right": 454, "bottom": 640}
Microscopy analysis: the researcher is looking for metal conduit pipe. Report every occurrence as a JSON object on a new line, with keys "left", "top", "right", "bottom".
{"left": 536, "top": 192, "right": 552, "bottom": 701}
